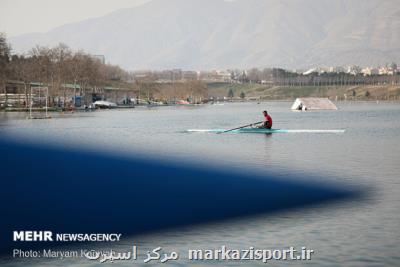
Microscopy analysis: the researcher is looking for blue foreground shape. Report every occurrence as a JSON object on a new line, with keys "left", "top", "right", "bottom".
{"left": 0, "top": 139, "right": 361, "bottom": 254}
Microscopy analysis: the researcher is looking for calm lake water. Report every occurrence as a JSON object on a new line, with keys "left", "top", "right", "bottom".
{"left": 1, "top": 101, "right": 399, "bottom": 266}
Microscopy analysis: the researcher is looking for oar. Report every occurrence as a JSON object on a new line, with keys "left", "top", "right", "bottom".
{"left": 217, "top": 121, "right": 264, "bottom": 134}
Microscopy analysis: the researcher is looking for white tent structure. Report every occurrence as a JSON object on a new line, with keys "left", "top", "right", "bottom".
{"left": 291, "top": 97, "right": 337, "bottom": 111}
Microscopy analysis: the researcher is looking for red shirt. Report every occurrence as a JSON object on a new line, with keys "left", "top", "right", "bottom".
{"left": 264, "top": 114, "right": 273, "bottom": 129}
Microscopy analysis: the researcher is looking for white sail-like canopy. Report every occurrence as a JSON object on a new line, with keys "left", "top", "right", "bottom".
{"left": 291, "top": 98, "right": 337, "bottom": 110}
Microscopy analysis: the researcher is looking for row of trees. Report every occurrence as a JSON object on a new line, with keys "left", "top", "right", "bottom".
{"left": 1, "top": 32, "right": 134, "bottom": 107}
{"left": 0, "top": 33, "right": 12, "bottom": 96}
{"left": 152, "top": 81, "right": 207, "bottom": 104}
{"left": 238, "top": 67, "right": 400, "bottom": 86}
{"left": 0, "top": 32, "right": 209, "bottom": 107}
{"left": 227, "top": 89, "right": 245, "bottom": 99}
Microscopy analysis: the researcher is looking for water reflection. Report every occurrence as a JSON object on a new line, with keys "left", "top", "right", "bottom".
{"left": 0, "top": 102, "right": 399, "bottom": 266}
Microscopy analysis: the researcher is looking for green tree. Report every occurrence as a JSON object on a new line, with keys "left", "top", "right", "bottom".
{"left": 228, "top": 88, "right": 234, "bottom": 98}
{"left": 0, "top": 33, "right": 10, "bottom": 64}
{"left": 240, "top": 91, "right": 245, "bottom": 99}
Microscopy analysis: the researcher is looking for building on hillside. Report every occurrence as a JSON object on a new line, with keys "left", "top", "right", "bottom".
{"left": 328, "top": 66, "right": 346, "bottom": 73}
{"left": 133, "top": 70, "right": 153, "bottom": 81}
{"left": 182, "top": 71, "right": 199, "bottom": 81}
{"left": 379, "top": 67, "right": 395, "bottom": 75}
{"left": 346, "top": 65, "right": 362, "bottom": 75}
{"left": 199, "top": 70, "right": 232, "bottom": 83}
{"left": 361, "top": 67, "right": 379, "bottom": 76}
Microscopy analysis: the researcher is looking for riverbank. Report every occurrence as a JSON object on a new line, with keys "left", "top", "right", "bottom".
{"left": 1, "top": 99, "right": 400, "bottom": 112}
{"left": 207, "top": 83, "right": 400, "bottom": 101}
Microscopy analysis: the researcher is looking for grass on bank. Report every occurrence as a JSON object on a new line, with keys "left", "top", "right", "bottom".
{"left": 207, "top": 83, "right": 400, "bottom": 101}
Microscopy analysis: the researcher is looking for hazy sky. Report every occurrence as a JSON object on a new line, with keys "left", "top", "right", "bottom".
{"left": 0, "top": 0, "right": 150, "bottom": 37}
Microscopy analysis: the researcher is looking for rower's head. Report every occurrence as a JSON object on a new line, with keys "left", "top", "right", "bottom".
{"left": 263, "top": 110, "right": 268, "bottom": 115}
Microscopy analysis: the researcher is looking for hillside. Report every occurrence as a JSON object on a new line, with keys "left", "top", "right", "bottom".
{"left": 10, "top": 0, "right": 400, "bottom": 70}
{"left": 207, "top": 83, "right": 400, "bottom": 101}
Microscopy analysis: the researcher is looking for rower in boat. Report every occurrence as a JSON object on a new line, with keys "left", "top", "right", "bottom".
{"left": 258, "top": 110, "right": 273, "bottom": 129}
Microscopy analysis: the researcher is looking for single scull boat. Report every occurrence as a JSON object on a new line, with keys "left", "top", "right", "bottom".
{"left": 186, "top": 128, "right": 345, "bottom": 134}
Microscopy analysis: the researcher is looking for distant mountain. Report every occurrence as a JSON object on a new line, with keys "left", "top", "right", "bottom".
{"left": 10, "top": 0, "right": 400, "bottom": 70}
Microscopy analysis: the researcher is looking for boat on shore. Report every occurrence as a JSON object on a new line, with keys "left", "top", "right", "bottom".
{"left": 93, "top": 100, "right": 117, "bottom": 109}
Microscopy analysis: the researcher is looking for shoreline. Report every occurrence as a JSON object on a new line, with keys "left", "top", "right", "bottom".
{"left": 1, "top": 99, "right": 399, "bottom": 113}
